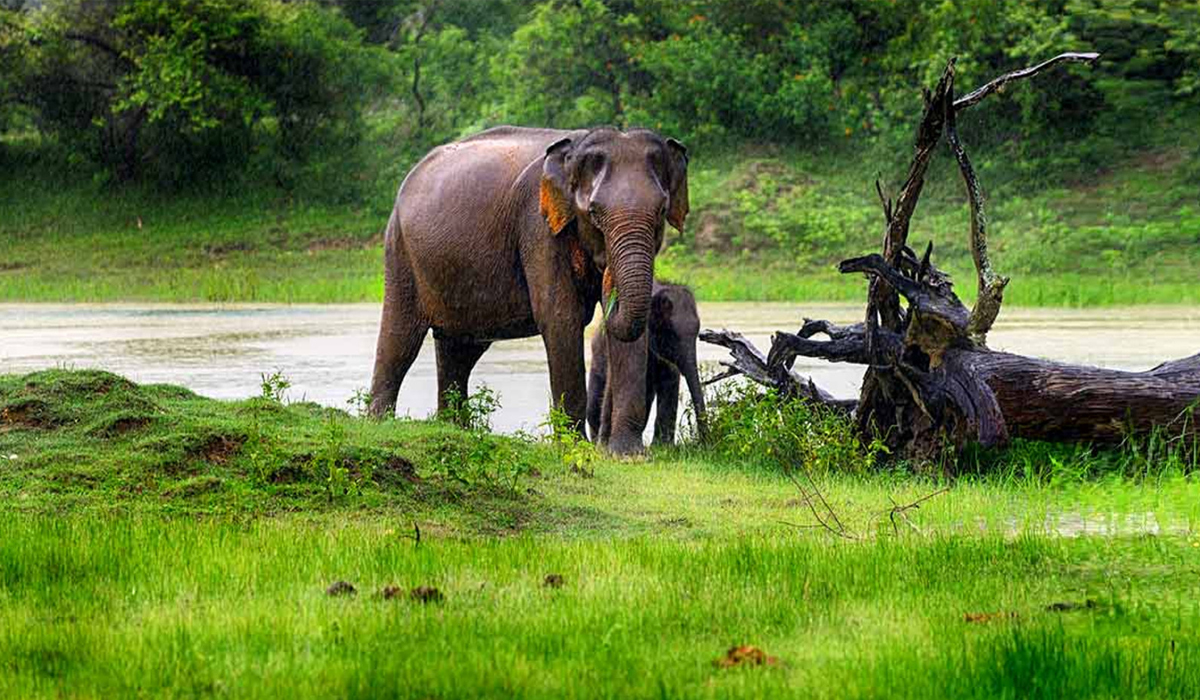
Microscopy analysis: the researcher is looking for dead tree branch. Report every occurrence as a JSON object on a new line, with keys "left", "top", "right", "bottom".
{"left": 697, "top": 52, "right": 1200, "bottom": 465}
{"left": 953, "top": 52, "right": 1100, "bottom": 111}
{"left": 945, "top": 81, "right": 1008, "bottom": 345}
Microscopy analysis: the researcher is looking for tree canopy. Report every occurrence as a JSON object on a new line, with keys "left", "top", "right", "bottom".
{"left": 2, "top": 0, "right": 1197, "bottom": 186}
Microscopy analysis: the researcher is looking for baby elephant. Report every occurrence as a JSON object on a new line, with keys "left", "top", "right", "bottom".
{"left": 588, "top": 281, "right": 708, "bottom": 453}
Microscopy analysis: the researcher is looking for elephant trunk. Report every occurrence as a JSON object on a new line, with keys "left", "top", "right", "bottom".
{"left": 682, "top": 345, "right": 708, "bottom": 442}
{"left": 603, "top": 216, "right": 657, "bottom": 343}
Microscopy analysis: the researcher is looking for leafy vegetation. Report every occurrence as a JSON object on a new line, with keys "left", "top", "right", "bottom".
{"left": 438, "top": 383, "right": 502, "bottom": 432}
{"left": 1, "top": 0, "right": 1198, "bottom": 304}
{"left": 3, "top": 370, "right": 1200, "bottom": 697}
{"left": 702, "top": 381, "right": 884, "bottom": 475}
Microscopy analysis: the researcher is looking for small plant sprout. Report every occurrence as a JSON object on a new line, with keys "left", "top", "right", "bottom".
{"left": 439, "top": 384, "right": 501, "bottom": 432}
{"left": 541, "top": 404, "right": 599, "bottom": 477}
{"left": 259, "top": 369, "right": 291, "bottom": 403}
{"left": 347, "top": 386, "right": 370, "bottom": 416}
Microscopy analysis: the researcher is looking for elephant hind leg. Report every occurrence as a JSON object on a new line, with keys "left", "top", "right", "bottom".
{"left": 435, "top": 335, "right": 491, "bottom": 418}
{"left": 369, "top": 230, "right": 430, "bottom": 417}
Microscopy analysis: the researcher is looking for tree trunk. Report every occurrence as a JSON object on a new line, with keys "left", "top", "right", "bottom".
{"left": 700, "top": 52, "right": 1200, "bottom": 469}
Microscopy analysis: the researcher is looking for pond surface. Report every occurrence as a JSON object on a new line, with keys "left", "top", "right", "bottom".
{"left": 2, "top": 303, "right": 1198, "bottom": 435}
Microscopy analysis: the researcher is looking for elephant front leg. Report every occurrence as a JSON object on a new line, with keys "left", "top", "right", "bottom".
{"left": 542, "top": 325, "right": 588, "bottom": 437}
{"left": 652, "top": 368, "right": 681, "bottom": 446}
{"left": 604, "top": 332, "right": 650, "bottom": 455}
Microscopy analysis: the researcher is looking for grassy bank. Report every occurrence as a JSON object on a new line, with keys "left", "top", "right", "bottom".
{"left": 3, "top": 370, "right": 1200, "bottom": 697}
{"left": 2, "top": 137, "right": 1198, "bottom": 306}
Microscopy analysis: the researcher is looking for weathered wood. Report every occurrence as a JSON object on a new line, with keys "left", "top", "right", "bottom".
{"left": 945, "top": 84, "right": 1008, "bottom": 345}
{"left": 952, "top": 52, "right": 1100, "bottom": 112}
{"left": 950, "top": 350, "right": 1200, "bottom": 444}
{"left": 699, "top": 329, "right": 855, "bottom": 412}
{"left": 700, "top": 51, "right": 1200, "bottom": 467}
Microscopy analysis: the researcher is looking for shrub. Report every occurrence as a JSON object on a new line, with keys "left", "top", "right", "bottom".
{"left": 703, "top": 380, "right": 883, "bottom": 475}
{"left": 438, "top": 384, "right": 501, "bottom": 433}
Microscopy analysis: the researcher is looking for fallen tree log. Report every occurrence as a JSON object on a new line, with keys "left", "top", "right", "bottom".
{"left": 702, "top": 52, "right": 1200, "bottom": 465}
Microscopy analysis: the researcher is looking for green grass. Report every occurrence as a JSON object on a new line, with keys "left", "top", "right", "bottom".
{"left": 3, "top": 369, "right": 1200, "bottom": 697}
{"left": 2, "top": 133, "right": 1198, "bottom": 306}
{"left": 6, "top": 517, "right": 1200, "bottom": 699}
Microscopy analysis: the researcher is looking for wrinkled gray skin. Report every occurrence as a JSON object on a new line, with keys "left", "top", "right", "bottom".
{"left": 588, "top": 281, "right": 708, "bottom": 453}
{"left": 368, "top": 126, "right": 689, "bottom": 438}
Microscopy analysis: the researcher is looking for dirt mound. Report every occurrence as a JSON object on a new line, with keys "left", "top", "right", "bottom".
{"left": 1, "top": 398, "right": 58, "bottom": 429}
{"left": 374, "top": 455, "right": 419, "bottom": 485}
{"left": 279, "top": 448, "right": 416, "bottom": 487}
{"left": 195, "top": 434, "right": 244, "bottom": 464}
{"left": 714, "top": 645, "right": 781, "bottom": 669}
{"left": 326, "top": 581, "right": 356, "bottom": 597}
{"left": 21, "top": 370, "right": 136, "bottom": 397}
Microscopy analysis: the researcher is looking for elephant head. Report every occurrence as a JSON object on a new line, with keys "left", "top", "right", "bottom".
{"left": 539, "top": 128, "right": 689, "bottom": 342}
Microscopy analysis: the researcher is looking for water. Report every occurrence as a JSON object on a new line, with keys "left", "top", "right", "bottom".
{"left": 2, "top": 303, "right": 1198, "bottom": 435}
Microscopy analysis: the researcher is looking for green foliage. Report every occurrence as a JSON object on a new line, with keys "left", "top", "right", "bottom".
{"left": 540, "top": 404, "right": 599, "bottom": 476}
{"left": 312, "top": 416, "right": 365, "bottom": 502}
{"left": 346, "top": 386, "right": 370, "bottom": 417}
{"left": 427, "top": 431, "right": 533, "bottom": 490}
{"left": 0, "top": 7, "right": 31, "bottom": 132}
{"left": 259, "top": 369, "right": 291, "bottom": 403}
{"left": 437, "top": 384, "right": 501, "bottom": 432}
{"left": 6, "top": 0, "right": 1200, "bottom": 195}
{"left": 3, "top": 0, "right": 1200, "bottom": 310}
{"left": 7, "top": 0, "right": 390, "bottom": 185}
{"left": 963, "top": 415, "right": 1200, "bottom": 483}
{"left": 489, "top": 0, "right": 637, "bottom": 128}
{"left": 703, "top": 380, "right": 883, "bottom": 475}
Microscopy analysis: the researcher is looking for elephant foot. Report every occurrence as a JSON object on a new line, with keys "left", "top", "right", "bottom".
{"left": 367, "top": 397, "right": 396, "bottom": 419}
{"left": 605, "top": 431, "right": 645, "bottom": 456}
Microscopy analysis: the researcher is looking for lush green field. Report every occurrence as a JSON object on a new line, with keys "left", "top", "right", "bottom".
{"left": 3, "top": 370, "right": 1200, "bottom": 698}
{"left": 3, "top": 137, "right": 1198, "bottom": 306}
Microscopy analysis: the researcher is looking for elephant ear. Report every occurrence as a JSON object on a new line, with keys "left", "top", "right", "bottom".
{"left": 665, "top": 138, "right": 690, "bottom": 232}
{"left": 539, "top": 138, "right": 574, "bottom": 236}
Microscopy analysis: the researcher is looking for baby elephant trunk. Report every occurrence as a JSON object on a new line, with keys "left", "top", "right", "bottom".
{"left": 682, "top": 344, "right": 708, "bottom": 441}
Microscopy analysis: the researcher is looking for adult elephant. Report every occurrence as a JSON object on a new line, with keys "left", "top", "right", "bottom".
{"left": 368, "top": 126, "right": 690, "bottom": 439}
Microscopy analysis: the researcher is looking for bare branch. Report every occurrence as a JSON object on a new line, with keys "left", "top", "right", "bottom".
{"left": 702, "top": 365, "right": 742, "bottom": 386}
{"left": 867, "top": 60, "right": 957, "bottom": 337}
{"left": 700, "top": 329, "right": 854, "bottom": 411}
{"left": 700, "top": 329, "right": 799, "bottom": 393}
{"left": 953, "top": 52, "right": 1100, "bottom": 112}
{"left": 783, "top": 468, "right": 859, "bottom": 540}
{"left": 945, "top": 83, "right": 1009, "bottom": 345}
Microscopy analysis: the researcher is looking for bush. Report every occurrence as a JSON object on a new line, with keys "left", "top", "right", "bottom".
{"left": 11, "top": 0, "right": 392, "bottom": 187}
{"left": 703, "top": 380, "right": 883, "bottom": 475}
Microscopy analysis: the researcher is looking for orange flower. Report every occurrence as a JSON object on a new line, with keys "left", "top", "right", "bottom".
{"left": 844, "top": 127, "right": 853, "bottom": 137}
